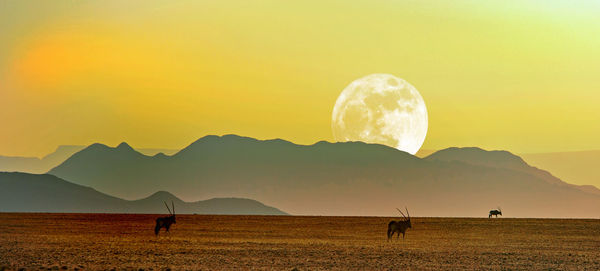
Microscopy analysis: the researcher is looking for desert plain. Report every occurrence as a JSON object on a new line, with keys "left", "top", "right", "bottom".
{"left": 1, "top": 213, "right": 599, "bottom": 270}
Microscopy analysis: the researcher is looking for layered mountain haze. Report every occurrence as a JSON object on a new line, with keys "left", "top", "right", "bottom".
{"left": 47, "top": 135, "right": 600, "bottom": 218}
{"left": 419, "top": 149, "right": 600, "bottom": 190}
{"left": 49, "top": 135, "right": 421, "bottom": 200}
{"left": 521, "top": 150, "right": 600, "bottom": 190}
{"left": 425, "top": 147, "right": 600, "bottom": 196}
{"left": 0, "top": 145, "right": 178, "bottom": 174}
{"left": 0, "top": 145, "right": 84, "bottom": 173}
{"left": 0, "top": 172, "right": 287, "bottom": 215}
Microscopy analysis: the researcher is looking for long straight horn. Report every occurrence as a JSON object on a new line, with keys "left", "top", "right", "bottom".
{"left": 405, "top": 207, "right": 410, "bottom": 219}
{"left": 164, "top": 201, "right": 172, "bottom": 215}
{"left": 172, "top": 200, "right": 175, "bottom": 215}
{"left": 396, "top": 208, "right": 407, "bottom": 219}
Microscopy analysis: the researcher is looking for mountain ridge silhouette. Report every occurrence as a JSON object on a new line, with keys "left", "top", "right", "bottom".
{"left": 425, "top": 147, "right": 600, "bottom": 195}
{"left": 0, "top": 145, "right": 178, "bottom": 173}
{"left": 45, "top": 134, "right": 600, "bottom": 217}
{"left": 0, "top": 172, "right": 287, "bottom": 215}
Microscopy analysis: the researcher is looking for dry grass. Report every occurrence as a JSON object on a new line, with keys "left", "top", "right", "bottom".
{"left": 0, "top": 213, "right": 599, "bottom": 270}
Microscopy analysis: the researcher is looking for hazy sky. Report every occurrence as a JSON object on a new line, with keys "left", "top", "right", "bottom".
{"left": 1, "top": 0, "right": 599, "bottom": 157}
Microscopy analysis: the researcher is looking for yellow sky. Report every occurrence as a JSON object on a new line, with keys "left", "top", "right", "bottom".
{"left": 1, "top": 0, "right": 600, "bottom": 157}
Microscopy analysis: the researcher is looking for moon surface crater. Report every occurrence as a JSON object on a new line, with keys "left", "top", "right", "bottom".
{"left": 332, "top": 74, "right": 428, "bottom": 155}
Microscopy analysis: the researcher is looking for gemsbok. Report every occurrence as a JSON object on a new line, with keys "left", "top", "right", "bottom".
{"left": 489, "top": 207, "right": 502, "bottom": 218}
{"left": 387, "top": 207, "right": 412, "bottom": 241}
{"left": 155, "top": 201, "right": 176, "bottom": 235}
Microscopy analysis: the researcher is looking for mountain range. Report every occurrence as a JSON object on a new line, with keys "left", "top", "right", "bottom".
{"left": 0, "top": 145, "right": 85, "bottom": 174}
{"left": 3, "top": 142, "right": 598, "bottom": 192}
{"left": 521, "top": 150, "right": 600, "bottom": 191}
{"left": 426, "top": 147, "right": 600, "bottom": 196}
{"left": 0, "top": 172, "right": 287, "bottom": 215}
{"left": 416, "top": 149, "right": 600, "bottom": 190}
{"left": 0, "top": 146, "right": 178, "bottom": 174}
{"left": 44, "top": 134, "right": 600, "bottom": 218}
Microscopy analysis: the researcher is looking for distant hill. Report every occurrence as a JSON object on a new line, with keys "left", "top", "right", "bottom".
{"left": 417, "top": 148, "right": 600, "bottom": 192}
{"left": 0, "top": 145, "right": 84, "bottom": 173}
{"left": 134, "top": 148, "right": 179, "bottom": 157}
{"left": 47, "top": 134, "right": 600, "bottom": 218}
{"left": 521, "top": 150, "right": 600, "bottom": 192}
{"left": 425, "top": 147, "right": 600, "bottom": 196}
{"left": 0, "top": 172, "right": 287, "bottom": 215}
{"left": 415, "top": 149, "right": 436, "bottom": 158}
{"left": 0, "top": 146, "right": 178, "bottom": 174}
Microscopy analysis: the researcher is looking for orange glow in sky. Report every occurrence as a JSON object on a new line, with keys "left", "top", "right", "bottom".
{"left": 1, "top": 1, "right": 600, "bottom": 157}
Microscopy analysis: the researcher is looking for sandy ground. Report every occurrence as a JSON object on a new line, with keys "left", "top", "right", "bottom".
{"left": 1, "top": 213, "right": 599, "bottom": 270}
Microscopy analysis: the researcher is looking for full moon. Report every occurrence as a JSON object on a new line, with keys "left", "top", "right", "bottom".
{"left": 332, "top": 74, "right": 428, "bottom": 155}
